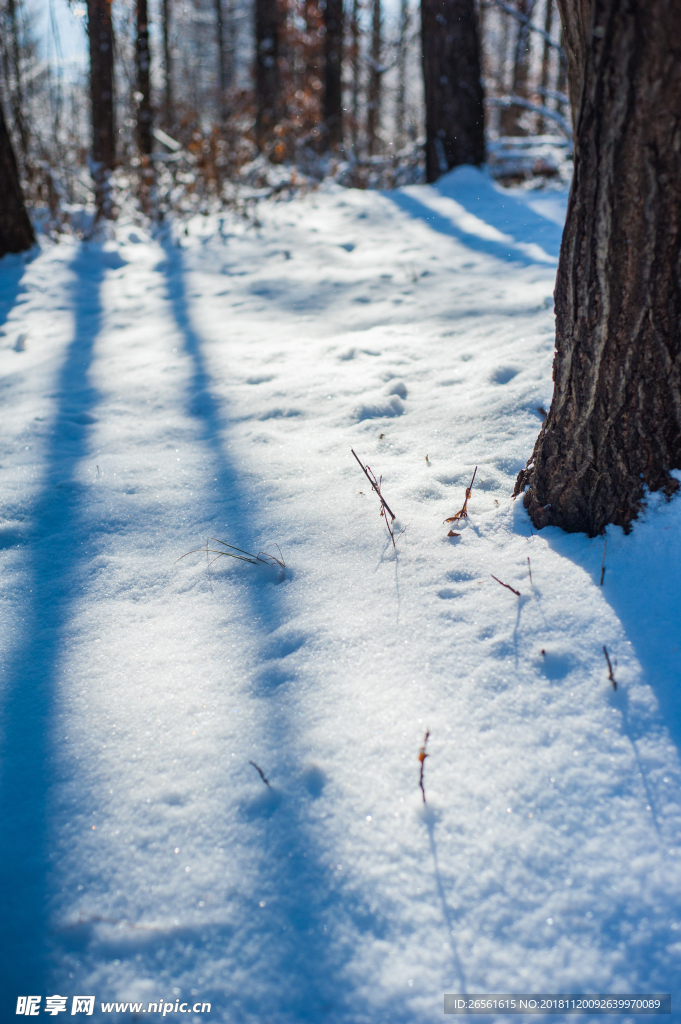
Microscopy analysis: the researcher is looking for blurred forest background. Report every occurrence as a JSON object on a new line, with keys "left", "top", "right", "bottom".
{"left": 0, "top": 0, "right": 573, "bottom": 231}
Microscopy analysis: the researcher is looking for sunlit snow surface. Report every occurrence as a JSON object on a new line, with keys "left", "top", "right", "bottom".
{"left": 1, "top": 168, "right": 680, "bottom": 1023}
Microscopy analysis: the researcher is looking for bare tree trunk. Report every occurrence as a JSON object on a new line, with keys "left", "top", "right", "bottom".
{"left": 0, "top": 98, "right": 34, "bottom": 256}
{"left": 215, "top": 0, "right": 228, "bottom": 121}
{"left": 323, "top": 0, "right": 343, "bottom": 148}
{"left": 4, "top": 0, "right": 29, "bottom": 163}
{"left": 87, "top": 0, "right": 116, "bottom": 214}
{"left": 555, "top": 0, "right": 589, "bottom": 130}
{"left": 351, "top": 0, "right": 360, "bottom": 154}
{"left": 136, "top": 0, "right": 153, "bottom": 155}
{"left": 395, "top": 0, "right": 410, "bottom": 140}
{"left": 366, "top": 0, "right": 381, "bottom": 156}
{"left": 162, "top": 0, "right": 173, "bottom": 127}
{"left": 537, "top": 0, "right": 554, "bottom": 132}
{"left": 500, "top": 0, "right": 537, "bottom": 134}
{"left": 515, "top": 0, "right": 681, "bottom": 536}
{"left": 421, "top": 0, "right": 485, "bottom": 182}
{"left": 255, "top": 0, "right": 281, "bottom": 151}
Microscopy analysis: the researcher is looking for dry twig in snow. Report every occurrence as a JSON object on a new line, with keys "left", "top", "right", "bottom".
{"left": 249, "top": 761, "right": 272, "bottom": 787}
{"left": 418, "top": 730, "right": 430, "bottom": 803}
{"left": 444, "top": 466, "right": 477, "bottom": 525}
{"left": 603, "top": 645, "right": 617, "bottom": 691}
{"left": 351, "top": 448, "right": 397, "bottom": 546}
{"left": 491, "top": 574, "right": 521, "bottom": 597}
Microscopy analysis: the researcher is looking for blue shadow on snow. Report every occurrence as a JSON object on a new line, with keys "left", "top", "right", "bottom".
{"left": 0, "top": 245, "right": 105, "bottom": 1011}
{"left": 385, "top": 165, "right": 566, "bottom": 267}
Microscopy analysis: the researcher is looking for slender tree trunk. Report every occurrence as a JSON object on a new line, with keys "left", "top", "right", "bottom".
{"left": 5, "top": 0, "right": 29, "bottom": 163}
{"left": 227, "top": 0, "right": 236, "bottom": 91}
{"left": 0, "top": 99, "right": 34, "bottom": 256}
{"left": 351, "top": 0, "right": 360, "bottom": 154}
{"left": 87, "top": 0, "right": 116, "bottom": 213}
{"left": 499, "top": 0, "right": 537, "bottom": 134}
{"left": 215, "top": 0, "right": 228, "bottom": 121}
{"left": 421, "top": 0, "right": 485, "bottom": 182}
{"left": 395, "top": 0, "right": 410, "bottom": 140}
{"left": 515, "top": 0, "right": 681, "bottom": 536}
{"left": 366, "top": 0, "right": 381, "bottom": 156}
{"left": 323, "top": 0, "right": 343, "bottom": 148}
{"left": 255, "top": 0, "right": 281, "bottom": 150}
{"left": 136, "top": 0, "right": 153, "bottom": 155}
{"left": 162, "top": 0, "right": 173, "bottom": 127}
{"left": 555, "top": 24, "right": 567, "bottom": 117}
{"left": 537, "top": 0, "right": 553, "bottom": 132}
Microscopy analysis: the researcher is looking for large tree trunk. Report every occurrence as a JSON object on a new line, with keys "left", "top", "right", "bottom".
{"left": 87, "top": 0, "right": 116, "bottom": 213}
{"left": 322, "top": 0, "right": 343, "bottom": 148}
{"left": 555, "top": 0, "right": 589, "bottom": 131}
{"left": 136, "top": 0, "right": 153, "bottom": 156}
{"left": 421, "top": 0, "right": 485, "bottom": 182}
{"left": 514, "top": 0, "right": 681, "bottom": 537}
{"left": 0, "top": 98, "right": 34, "bottom": 256}
{"left": 254, "top": 0, "right": 281, "bottom": 151}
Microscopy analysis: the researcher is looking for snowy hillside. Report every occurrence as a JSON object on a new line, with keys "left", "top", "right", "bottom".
{"left": 1, "top": 167, "right": 680, "bottom": 1023}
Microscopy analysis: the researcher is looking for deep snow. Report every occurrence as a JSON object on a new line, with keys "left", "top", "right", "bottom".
{"left": 1, "top": 166, "right": 680, "bottom": 1023}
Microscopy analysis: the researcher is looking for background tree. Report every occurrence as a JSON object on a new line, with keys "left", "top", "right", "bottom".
{"left": 0, "top": 97, "right": 34, "bottom": 255}
{"left": 515, "top": 0, "right": 681, "bottom": 535}
{"left": 322, "top": 0, "right": 343, "bottom": 148}
{"left": 499, "top": 0, "right": 536, "bottom": 134}
{"left": 162, "top": 0, "right": 173, "bottom": 127}
{"left": 366, "top": 0, "right": 381, "bottom": 156}
{"left": 255, "top": 0, "right": 282, "bottom": 151}
{"left": 86, "top": 0, "right": 116, "bottom": 213}
{"left": 136, "top": 0, "right": 152, "bottom": 156}
{"left": 215, "top": 0, "right": 229, "bottom": 122}
{"left": 421, "top": 0, "right": 485, "bottom": 182}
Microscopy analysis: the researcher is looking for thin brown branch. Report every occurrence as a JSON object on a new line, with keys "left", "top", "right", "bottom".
{"left": 418, "top": 730, "right": 430, "bottom": 803}
{"left": 351, "top": 448, "right": 397, "bottom": 546}
{"left": 527, "top": 556, "right": 533, "bottom": 585}
{"left": 602, "top": 645, "right": 617, "bottom": 691}
{"left": 491, "top": 574, "right": 521, "bottom": 597}
{"left": 600, "top": 540, "right": 607, "bottom": 586}
{"left": 444, "top": 466, "right": 477, "bottom": 524}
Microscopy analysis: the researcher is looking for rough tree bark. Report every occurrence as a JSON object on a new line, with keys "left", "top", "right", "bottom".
{"left": 514, "top": 0, "right": 681, "bottom": 536}
{"left": 421, "top": 0, "right": 485, "bottom": 182}
{"left": 0, "top": 98, "right": 34, "bottom": 256}
{"left": 87, "top": 0, "right": 116, "bottom": 212}
{"left": 136, "top": 0, "right": 153, "bottom": 156}
{"left": 322, "top": 0, "right": 343, "bottom": 148}
{"left": 255, "top": 0, "right": 281, "bottom": 150}
{"left": 555, "top": 0, "right": 589, "bottom": 130}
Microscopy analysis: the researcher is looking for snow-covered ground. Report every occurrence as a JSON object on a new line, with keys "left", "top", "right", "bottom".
{"left": 1, "top": 167, "right": 680, "bottom": 1023}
